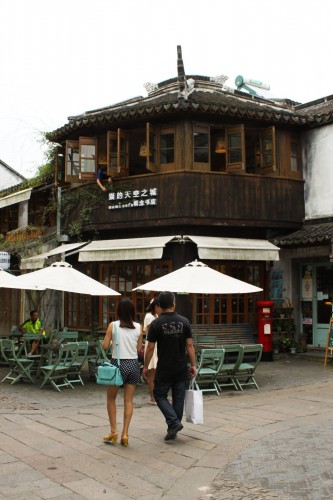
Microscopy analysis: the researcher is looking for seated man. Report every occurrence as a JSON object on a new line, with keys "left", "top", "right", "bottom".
{"left": 96, "top": 165, "right": 112, "bottom": 192}
{"left": 20, "top": 309, "right": 45, "bottom": 356}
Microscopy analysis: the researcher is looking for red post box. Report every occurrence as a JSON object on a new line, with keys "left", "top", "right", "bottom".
{"left": 257, "top": 300, "right": 275, "bottom": 361}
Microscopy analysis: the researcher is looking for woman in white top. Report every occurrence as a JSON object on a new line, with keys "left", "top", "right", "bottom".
{"left": 143, "top": 298, "right": 162, "bottom": 405}
{"left": 102, "top": 298, "right": 143, "bottom": 447}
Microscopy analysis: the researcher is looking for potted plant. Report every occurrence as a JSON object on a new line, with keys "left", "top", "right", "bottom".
{"left": 278, "top": 336, "right": 292, "bottom": 353}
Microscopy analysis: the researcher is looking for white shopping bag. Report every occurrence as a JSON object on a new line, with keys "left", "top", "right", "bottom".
{"left": 184, "top": 389, "right": 204, "bottom": 424}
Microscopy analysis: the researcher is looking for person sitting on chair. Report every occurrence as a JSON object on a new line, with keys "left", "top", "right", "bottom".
{"left": 96, "top": 165, "right": 112, "bottom": 192}
{"left": 20, "top": 309, "right": 45, "bottom": 356}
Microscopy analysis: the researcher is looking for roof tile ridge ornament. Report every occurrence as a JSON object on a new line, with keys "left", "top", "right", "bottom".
{"left": 177, "top": 45, "right": 195, "bottom": 101}
{"left": 210, "top": 75, "right": 229, "bottom": 87}
{"left": 144, "top": 82, "right": 159, "bottom": 95}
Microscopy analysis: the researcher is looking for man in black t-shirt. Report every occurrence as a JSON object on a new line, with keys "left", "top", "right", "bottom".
{"left": 143, "top": 291, "right": 196, "bottom": 441}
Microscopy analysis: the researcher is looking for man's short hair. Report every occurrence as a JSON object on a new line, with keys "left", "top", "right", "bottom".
{"left": 158, "top": 291, "right": 175, "bottom": 310}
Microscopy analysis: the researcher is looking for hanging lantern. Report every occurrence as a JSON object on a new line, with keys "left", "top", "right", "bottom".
{"left": 215, "top": 137, "right": 226, "bottom": 154}
{"left": 139, "top": 143, "right": 150, "bottom": 157}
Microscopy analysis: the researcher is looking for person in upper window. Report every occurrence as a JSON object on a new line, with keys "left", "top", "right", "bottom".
{"left": 96, "top": 165, "right": 112, "bottom": 192}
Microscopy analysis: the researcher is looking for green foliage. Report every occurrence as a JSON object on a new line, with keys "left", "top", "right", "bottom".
{"left": 61, "top": 184, "right": 106, "bottom": 239}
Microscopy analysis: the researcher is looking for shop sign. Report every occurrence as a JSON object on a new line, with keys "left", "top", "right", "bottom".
{"left": 108, "top": 188, "right": 158, "bottom": 210}
{"left": 302, "top": 278, "right": 312, "bottom": 300}
{"left": 0, "top": 252, "right": 10, "bottom": 270}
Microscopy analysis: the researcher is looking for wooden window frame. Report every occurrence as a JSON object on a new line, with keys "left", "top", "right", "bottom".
{"left": 226, "top": 125, "right": 245, "bottom": 173}
{"left": 145, "top": 122, "right": 158, "bottom": 172}
{"left": 79, "top": 137, "right": 97, "bottom": 180}
{"left": 193, "top": 124, "right": 210, "bottom": 171}
{"left": 288, "top": 133, "right": 302, "bottom": 179}
{"left": 107, "top": 129, "right": 129, "bottom": 177}
{"left": 65, "top": 140, "right": 80, "bottom": 182}
{"left": 159, "top": 127, "right": 175, "bottom": 170}
{"left": 258, "top": 126, "right": 276, "bottom": 175}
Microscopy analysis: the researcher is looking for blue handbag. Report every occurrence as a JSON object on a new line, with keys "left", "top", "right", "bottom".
{"left": 97, "top": 322, "right": 123, "bottom": 386}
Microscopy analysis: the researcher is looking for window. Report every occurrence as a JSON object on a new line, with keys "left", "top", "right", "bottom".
{"left": 195, "top": 262, "right": 264, "bottom": 325}
{"left": 66, "top": 140, "right": 79, "bottom": 180}
{"left": 258, "top": 126, "right": 276, "bottom": 175}
{"left": 226, "top": 125, "right": 245, "bottom": 172}
{"left": 193, "top": 126, "right": 209, "bottom": 163}
{"left": 79, "top": 137, "right": 96, "bottom": 179}
{"left": 65, "top": 138, "right": 97, "bottom": 182}
{"left": 160, "top": 128, "right": 174, "bottom": 164}
{"left": 107, "top": 129, "right": 129, "bottom": 176}
{"left": 289, "top": 134, "right": 301, "bottom": 175}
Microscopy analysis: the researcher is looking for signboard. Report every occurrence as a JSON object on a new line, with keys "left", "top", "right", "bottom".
{"left": 0, "top": 252, "right": 10, "bottom": 270}
{"left": 108, "top": 187, "right": 158, "bottom": 210}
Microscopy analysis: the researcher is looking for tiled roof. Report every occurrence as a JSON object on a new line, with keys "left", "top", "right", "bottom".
{"left": 49, "top": 76, "right": 308, "bottom": 141}
{"left": 49, "top": 75, "right": 333, "bottom": 141}
{"left": 275, "top": 222, "right": 333, "bottom": 246}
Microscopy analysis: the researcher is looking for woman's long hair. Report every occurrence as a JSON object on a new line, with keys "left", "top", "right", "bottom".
{"left": 117, "top": 298, "right": 136, "bottom": 329}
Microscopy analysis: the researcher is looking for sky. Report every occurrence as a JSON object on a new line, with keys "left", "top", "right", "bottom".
{"left": 1, "top": 0, "right": 333, "bottom": 179}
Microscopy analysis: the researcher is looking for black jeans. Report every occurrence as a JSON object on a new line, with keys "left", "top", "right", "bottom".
{"left": 153, "top": 378, "right": 186, "bottom": 430}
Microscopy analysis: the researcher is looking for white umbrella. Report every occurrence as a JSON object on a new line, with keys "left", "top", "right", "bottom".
{"left": 133, "top": 260, "right": 262, "bottom": 294}
{"left": 0, "top": 269, "right": 18, "bottom": 286}
{"left": 5, "top": 262, "right": 120, "bottom": 296}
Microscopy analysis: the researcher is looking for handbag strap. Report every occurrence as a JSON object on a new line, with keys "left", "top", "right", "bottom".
{"left": 113, "top": 321, "right": 121, "bottom": 365}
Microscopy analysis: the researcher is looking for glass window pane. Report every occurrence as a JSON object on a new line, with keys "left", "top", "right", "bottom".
{"left": 194, "top": 132, "right": 208, "bottom": 148}
{"left": 81, "top": 159, "right": 95, "bottom": 173}
{"left": 81, "top": 145, "right": 95, "bottom": 158}
{"left": 229, "top": 150, "right": 242, "bottom": 163}
{"left": 194, "top": 149, "right": 209, "bottom": 162}
{"left": 229, "top": 134, "right": 241, "bottom": 148}
{"left": 160, "top": 133, "right": 174, "bottom": 149}
{"left": 67, "top": 144, "right": 79, "bottom": 176}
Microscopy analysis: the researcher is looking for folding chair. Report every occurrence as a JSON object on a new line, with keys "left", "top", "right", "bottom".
{"left": 189, "top": 348, "right": 225, "bottom": 395}
{"left": 53, "top": 331, "right": 79, "bottom": 344}
{"left": 40, "top": 342, "right": 79, "bottom": 392}
{"left": 66, "top": 341, "right": 89, "bottom": 385}
{"left": 217, "top": 344, "right": 244, "bottom": 392}
{"left": 233, "top": 344, "right": 263, "bottom": 390}
{"left": 0, "top": 339, "right": 35, "bottom": 384}
{"left": 87, "top": 339, "right": 110, "bottom": 379}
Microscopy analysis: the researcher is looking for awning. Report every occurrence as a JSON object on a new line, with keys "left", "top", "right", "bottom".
{"left": 0, "top": 188, "right": 32, "bottom": 209}
{"left": 21, "top": 242, "right": 88, "bottom": 270}
{"left": 78, "top": 236, "right": 175, "bottom": 262}
{"left": 186, "top": 235, "right": 280, "bottom": 261}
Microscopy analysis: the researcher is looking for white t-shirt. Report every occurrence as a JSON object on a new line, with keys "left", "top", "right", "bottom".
{"left": 111, "top": 320, "right": 141, "bottom": 359}
{"left": 143, "top": 312, "right": 156, "bottom": 332}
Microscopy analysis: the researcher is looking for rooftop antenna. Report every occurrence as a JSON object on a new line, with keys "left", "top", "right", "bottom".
{"left": 235, "top": 75, "right": 270, "bottom": 97}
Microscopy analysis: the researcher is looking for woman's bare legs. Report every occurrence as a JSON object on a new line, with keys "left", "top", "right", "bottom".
{"left": 148, "top": 368, "right": 156, "bottom": 403}
{"left": 106, "top": 386, "right": 119, "bottom": 433}
{"left": 122, "top": 383, "right": 136, "bottom": 439}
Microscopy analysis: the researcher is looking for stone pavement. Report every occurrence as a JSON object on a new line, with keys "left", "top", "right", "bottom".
{"left": 1, "top": 354, "right": 333, "bottom": 499}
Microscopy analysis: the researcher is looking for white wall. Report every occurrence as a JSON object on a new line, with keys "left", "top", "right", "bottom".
{"left": 0, "top": 161, "right": 25, "bottom": 189}
{"left": 302, "top": 125, "right": 333, "bottom": 220}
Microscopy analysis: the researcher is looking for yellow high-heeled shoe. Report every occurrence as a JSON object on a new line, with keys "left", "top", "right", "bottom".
{"left": 121, "top": 435, "right": 128, "bottom": 447}
{"left": 103, "top": 432, "right": 118, "bottom": 445}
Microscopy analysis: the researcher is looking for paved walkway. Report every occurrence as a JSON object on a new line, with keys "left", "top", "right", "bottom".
{"left": 1, "top": 354, "right": 333, "bottom": 499}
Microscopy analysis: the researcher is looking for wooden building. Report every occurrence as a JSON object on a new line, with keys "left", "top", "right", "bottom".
{"left": 41, "top": 46, "right": 312, "bottom": 332}
{"left": 7, "top": 46, "right": 333, "bottom": 336}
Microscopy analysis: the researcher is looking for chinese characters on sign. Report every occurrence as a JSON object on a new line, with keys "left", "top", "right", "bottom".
{"left": 108, "top": 188, "right": 158, "bottom": 210}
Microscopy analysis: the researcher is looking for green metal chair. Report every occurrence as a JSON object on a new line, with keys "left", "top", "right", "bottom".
{"left": 66, "top": 341, "right": 89, "bottom": 385}
{"left": 53, "top": 331, "right": 79, "bottom": 344}
{"left": 0, "top": 338, "right": 35, "bottom": 384}
{"left": 217, "top": 344, "right": 244, "bottom": 391}
{"left": 39, "top": 342, "right": 79, "bottom": 392}
{"left": 87, "top": 339, "right": 110, "bottom": 379}
{"left": 233, "top": 344, "right": 263, "bottom": 390}
{"left": 189, "top": 348, "right": 225, "bottom": 395}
